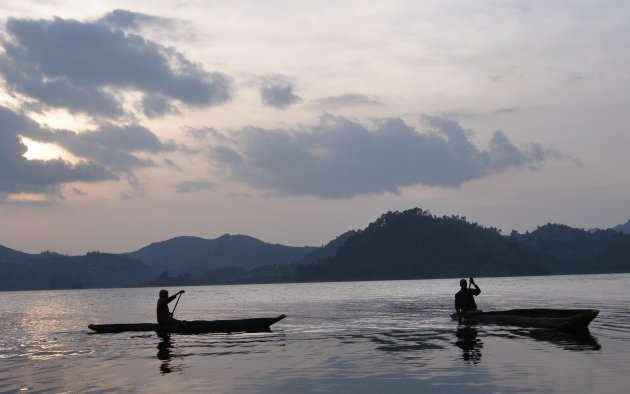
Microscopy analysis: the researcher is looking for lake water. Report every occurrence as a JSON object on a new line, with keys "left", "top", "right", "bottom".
{"left": 1, "top": 274, "right": 629, "bottom": 393}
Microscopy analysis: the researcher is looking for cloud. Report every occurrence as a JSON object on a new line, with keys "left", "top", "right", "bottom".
{"left": 98, "top": 9, "right": 174, "bottom": 31}
{"left": 163, "top": 159, "right": 183, "bottom": 172}
{"left": 0, "top": 107, "right": 117, "bottom": 200}
{"left": 72, "top": 187, "right": 87, "bottom": 196}
{"left": 260, "top": 82, "right": 302, "bottom": 109}
{"left": 494, "top": 107, "right": 522, "bottom": 115}
{"left": 0, "top": 14, "right": 232, "bottom": 119}
{"left": 313, "top": 94, "right": 382, "bottom": 108}
{"left": 175, "top": 180, "right": 216, "bottom": 194}
{"left": 185, "top": 126, "right": 222, "bottom": 141}
{"left": 0, "top": 103, "right": 184, "bottom": 203}
{"left": 141, "top": 94, "right": 180, "bottom": 117}
{"left": 207, "top": 114, "right": 573, "bottom": 198}
{"left": 98, "top": 9, "right": 195, "bottom": 43}
{"left": 20, "top": 122, "right": 177, "bottom": 173}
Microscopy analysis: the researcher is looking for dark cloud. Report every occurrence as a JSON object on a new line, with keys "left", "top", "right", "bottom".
{"left": 20, "top": 122, "right": 177, "bottom": 173}
{"left": 260, "top": 81, "right": 301, "bottom": 109}
{"left": 141, "top": 94, "right": 180, "bottom": 118}
{"left": 0, "top": 107, "right": 117, "bottom": 199}
{"left": 0, "top": 15, "right": 232, "bottom": 119}
{"left": 313, "top": 94, "right": 382, "bottom": 108}
{"left": 207, "top": 115, "right": 569, "bottom": 198}
{"left": 0, "top": 104, "right": 184, "bottom": 202}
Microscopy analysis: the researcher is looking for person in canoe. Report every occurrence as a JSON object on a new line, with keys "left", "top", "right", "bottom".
{"left": 455, "top": 278, "right": 481, "bottom": 316}
{"left": 157, "top": 289, "right": 185, "bottom": 324}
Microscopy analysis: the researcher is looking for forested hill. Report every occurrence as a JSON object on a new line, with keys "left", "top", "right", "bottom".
{"left": 1, "top": 208, "right": 629, "bottom": 290}
{"left": 296, "top": 208, "right": 545, "bottom": 281}
{"left": 515, "top": 224, "right": 630, "bottom": 274}
{"left": 613, "top": 219, "right": 630, "bottom": 234}
{"left": 0, "top": 244, "right": 31, "bottom": 263}
{"left": 296, "top": 209, "right": 630, "bottom": 282}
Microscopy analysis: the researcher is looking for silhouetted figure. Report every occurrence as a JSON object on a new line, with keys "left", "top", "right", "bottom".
{"left": 455, "top": 278, "right": 481, "bottom": 316}
{"left": 156, "top": 289, "right": 185, "bottom": 324}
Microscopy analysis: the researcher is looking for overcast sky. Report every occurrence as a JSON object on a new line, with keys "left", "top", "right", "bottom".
{"left": 1, "top": 1, "right": 628, "bottom": 255}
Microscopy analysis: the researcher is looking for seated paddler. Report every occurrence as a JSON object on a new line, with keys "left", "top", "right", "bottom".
{"left": 455, "top": 277, "right": 481, "bottom": 316}
{"left": 157, "top": 289, "right": 185, "bottom": 324}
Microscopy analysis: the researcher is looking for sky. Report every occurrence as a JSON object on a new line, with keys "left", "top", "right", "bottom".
{"left": 0, "top": 0, "right": 629, "bottom": 255}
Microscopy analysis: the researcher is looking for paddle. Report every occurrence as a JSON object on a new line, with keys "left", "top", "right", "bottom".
{"left": 170, "top": 291, "right": 183, "bottom": 318}
{"left": 458, "top": 278, "right": 473, "bottom": 323}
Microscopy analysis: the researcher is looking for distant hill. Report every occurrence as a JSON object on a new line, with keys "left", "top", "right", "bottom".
{"left": 0, "top": 244, "right": 31, "bottom": 263}
{"left": 516, "top": 224, "right": 630, "bottom": 274}
{"left": 296, "top": 209, "right": 546, "bottom": 281}
{"left": 613, "top": 219, "right": 630, "bottom": 234}
{"left": 295, "top": 211, "right": 630, "bottom": 282}
{"left": 301, "top": 230, "right": 358, "bottom": 264}
{"left": 141, "top": 231, "right": 360, "bottom": 287}
{"left": 128, "top": 234, "right": 316, "bottom": 274}
{"left": 0, "top": 252, "right": 158, "bottom": 291}
{"left": 1, "top": 208, "right": 629, "bottom": 291}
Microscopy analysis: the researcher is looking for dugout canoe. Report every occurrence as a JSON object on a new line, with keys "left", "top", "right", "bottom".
{"left": 88, "top": 314, "right": 286, "bottom": 334}
{"left": 450, "top": 309, "right": 598, "bottom": 331}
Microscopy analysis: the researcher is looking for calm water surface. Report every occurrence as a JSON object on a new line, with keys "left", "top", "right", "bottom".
{"left": 1, "top": 274, "right": 629, "bottom": 393}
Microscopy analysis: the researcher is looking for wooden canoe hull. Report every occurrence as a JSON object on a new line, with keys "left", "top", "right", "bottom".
{"left": 451, "top": 309, "right": 599, "bottom": 331}
{"left": 88, "top": 314, "right": 287, "bottom": 334}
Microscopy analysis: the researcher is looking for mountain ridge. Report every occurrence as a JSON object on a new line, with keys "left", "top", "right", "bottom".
{"left": 0, "top": 244, "right": 31, "bottom": 263}
{"left": 613, "top": 219, "right": 630, "bottom": 234}
{"left": 1, "top": 209, "right": 629, "bottom": 290}
{"left": 127, "top": 233, "right": 315, "bottom": 274}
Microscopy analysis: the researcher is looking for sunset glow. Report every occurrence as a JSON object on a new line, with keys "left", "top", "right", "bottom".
{"left": 6, "top": 192, "right": 49, "bottom": 204}
{"left": 21, "top": 137, "right": 69, "bottom": 161}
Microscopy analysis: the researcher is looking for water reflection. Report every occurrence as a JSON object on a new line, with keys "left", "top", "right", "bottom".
{"left": 155, "top": 331, "right": 287, "bottom": 374}
{"left": 365, "top": 324, "right": 600, "bottom": 370}
{"left": 453, "top": 325, "right": 601, "bottom": 364}
{"left": 455, "top": 326, "right": 483, "bottom": 365}
{"left": 453, "top": 326, "right": 600, "bottom": 366}
{"left": 353, "top": 329, "right": 450, "bottom": 369}
{"left": 509, "top": 328, "right": 601, "bottom": 351}
{"left": 156, "top": 333, "right": 180, "bottom": 374}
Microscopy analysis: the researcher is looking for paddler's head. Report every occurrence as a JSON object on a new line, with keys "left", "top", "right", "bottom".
{"left": 460, "top": 279, "right": 467, "bottom": 289}
{"left": 159, "top": 289, "right": 168, "bottom": 298}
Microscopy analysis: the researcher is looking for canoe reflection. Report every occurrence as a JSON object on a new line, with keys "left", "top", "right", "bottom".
{"left": 366, "top": 324, "right": 600, "bottom": 369}
{"left": 508, "top": 328, "right": 601, "bottom": 351}
{"left": 454, "top": 326, "right": 600, "bottom": 366}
